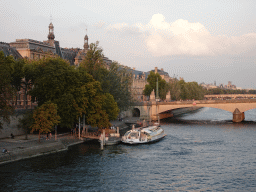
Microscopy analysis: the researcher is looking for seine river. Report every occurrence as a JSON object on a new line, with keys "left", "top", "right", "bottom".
{"left": 1, "top": 108, "right": 256, "bottom": 191}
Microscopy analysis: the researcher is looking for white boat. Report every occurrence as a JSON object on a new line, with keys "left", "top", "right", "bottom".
{"left": 121, "top": 123, "right": 166, "bottom": 144}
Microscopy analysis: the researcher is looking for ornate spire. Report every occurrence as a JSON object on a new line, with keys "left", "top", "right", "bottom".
{"left": 83, "top": 29, "right": 89, "bottom": 51}
{"left": 48, "top": 22, "right": 55, "bottom": 40}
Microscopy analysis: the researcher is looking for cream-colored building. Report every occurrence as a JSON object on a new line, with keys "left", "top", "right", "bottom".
{"left": 9, "top": 22, "right": 78, "bottom": 65}
{"left": 131, "top": 67, "right": 172, "bottom": 102}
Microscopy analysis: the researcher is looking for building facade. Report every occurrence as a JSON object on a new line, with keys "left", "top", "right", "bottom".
{"left": 1, "top": 22, "right": 172, "bottom": 106}
{"left": 131, "top": 67, "right": 172, "bottom": 102}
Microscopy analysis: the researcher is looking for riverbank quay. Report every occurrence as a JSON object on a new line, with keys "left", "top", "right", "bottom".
{"left": 110, "top": 117, "right": 140, "bottom": 129}
{"left": 0, "top": 133, "right": 86, "bottom": 165}
{"left": 0, "top": 117, "right": 138, "bottom": 165}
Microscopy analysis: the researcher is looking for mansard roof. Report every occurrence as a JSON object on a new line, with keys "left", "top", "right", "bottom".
{"left": 61, "top": 48, "right": 79, "bottom": 65}
{"left": 10, "top": 38, "right": 53, "bottom": 48}
{"left": 0, "top": 42, "right": 22, "bottom": 59}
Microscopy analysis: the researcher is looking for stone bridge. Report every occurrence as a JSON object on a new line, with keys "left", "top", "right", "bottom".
{"left": 132, "top": 99, "right": 256, "bottom": 123}
{"left": 204, "top": 94, "right": 256, "bottom": 99}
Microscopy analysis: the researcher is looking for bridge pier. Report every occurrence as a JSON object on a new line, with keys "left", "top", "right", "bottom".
{"left": 233, "top": 108, "right": 245, "bottom": 122}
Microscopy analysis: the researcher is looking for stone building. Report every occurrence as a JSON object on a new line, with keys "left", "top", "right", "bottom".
{"left": 0, "top": 42, "right": 23, "bottom": 59}
{"left": 131, "top": 67, "right": 172, "bottom": 102}
{"left": 74, "top": 34, "right": 89, "bottom": 65}
{"left": 1, "top": 21, "right": 173, "bottom": 107}
{"left": 1, "top": 21, "right": 116, "bottom": 110}
{"left": 9, "top": 22, "right": 78, "bottom": 65}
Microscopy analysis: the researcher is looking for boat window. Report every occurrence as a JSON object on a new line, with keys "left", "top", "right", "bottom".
{"left": 124, "top": 131, "right": 131, "bottom": 136}
{"left": 130, "top": 132, "right": 138, "bottom": 137}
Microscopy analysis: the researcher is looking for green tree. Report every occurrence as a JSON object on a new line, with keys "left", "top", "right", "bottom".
{"left": 80, "top": 41, "right": 105, "bottom": 81}
{"left": 11, "top": 59, "right": 25, "bottom": 105}
{"left": 30, "top": 57, "right": 111, "bottom": 129}
{"left": 18, "top": 110, "right": 34, "bottom": 139}
{"left": 100, "top": 62, "right": 133, "bottom": 111}
{"left": 178, "top": 80, "right": 205, "bottom": 100}
{"left": 0, "top": 51, "right": 15, "bottom": 129}
{"left": 169, "top": 77, "right": 181, "bottom": 100}
{"left": 143, "top": 71, "right": 169, "bottom": 100}
{"left": 31, "top": 102, "right": 60, "bottom": 142}
{"left": 102, "top": 93, "right": 119, "bottom": 121}
{"left": 80, "top": 42, "right": 133, "bottom": 112}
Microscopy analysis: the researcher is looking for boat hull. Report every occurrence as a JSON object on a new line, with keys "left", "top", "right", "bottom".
{"left": 122, "top": 133, "right": 166, "bottom": 145}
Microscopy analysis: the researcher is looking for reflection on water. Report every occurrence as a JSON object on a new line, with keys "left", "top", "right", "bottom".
{"left": 179, "top": 107, "right": 256, "bottom": 121}
{"left": 0, "top": 108, "right": 256, "bottom": 191}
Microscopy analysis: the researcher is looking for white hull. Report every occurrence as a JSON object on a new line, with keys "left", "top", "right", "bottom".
{"left": 121, "top": 125, "right": 166, "bottom": 144}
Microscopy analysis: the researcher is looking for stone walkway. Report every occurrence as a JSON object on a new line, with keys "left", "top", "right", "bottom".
{"left": 0, "top": 133, "right": 83, "bottom": 165}
{"left": 0, "top": 117, "right": 139, "bottom": 165}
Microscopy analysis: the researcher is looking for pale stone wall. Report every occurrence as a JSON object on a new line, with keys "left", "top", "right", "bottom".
{"left": 0, "top": 114, "right": 25, "bottom": 139}
{"left": 132, "top": 77, "right": 148, "bottom": 102}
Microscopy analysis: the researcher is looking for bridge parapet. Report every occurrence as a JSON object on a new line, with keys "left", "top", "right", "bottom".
{"left": 205, "top": 94, "right": 256, "bottom": 99}
{"left": 131, "top": 99, "right": 256, "bottom": 122}
{"left": 133, "top": 99, "right": 256, "bottom": 106}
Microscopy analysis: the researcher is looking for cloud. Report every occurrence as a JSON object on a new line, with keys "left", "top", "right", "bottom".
{"left": 93, "top": 20, "right": 106, "bottom": 29}
{"left": 105, "top": 14, "right": 256, "bottom": 57}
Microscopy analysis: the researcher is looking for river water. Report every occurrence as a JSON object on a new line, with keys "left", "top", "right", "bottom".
{"left": 1, "top": 108, "right": 256, "bottom": 191}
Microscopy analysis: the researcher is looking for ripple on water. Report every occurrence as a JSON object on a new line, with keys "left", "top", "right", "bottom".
{"left": 0, "top": 120, "right": 256, "bottom": 191}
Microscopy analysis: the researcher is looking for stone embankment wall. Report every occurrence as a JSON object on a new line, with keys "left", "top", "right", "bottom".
{"left": 0, "top": 140, "right": 66, "bottom": 164}
{"left": 0, "top": 114, "right": 25, "bottom": 139}
{"left": 0, "top": 136, "right": 84, "bottom": 165}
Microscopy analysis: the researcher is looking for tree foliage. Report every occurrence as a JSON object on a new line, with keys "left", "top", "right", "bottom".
{"left": 0, "top": 51, "right": 15, "bottom": 128}
{"left": 102, "top": 93, "right": 120, "bottom": 121}
{"left": 101, "top": 62, "right": 133, "bottom": 111}
{"left": 205, "top": 88, "right": 248, "bottom": 95}
{"left": 169, "top": 78, "right": 181, "bottom": 101}
{"left": 80, "top": 41, "right": 105, "bottom": 81}
{"left": 168, "top": 79, "right": 205, "bottom": 100}
{"left": 143, "top": 71, "right": 169, "bottom": 100}
{"left": 31, "top": 102, "right": 60, "bottom": 142}
{"left": 80, "top": 42, "right": 132, "bottom": 112}
{"left": 29, "top": 57, "right": 110, "bottom": 129}
{"left": 18, "top": 109, "right": 34, "bottom": 139}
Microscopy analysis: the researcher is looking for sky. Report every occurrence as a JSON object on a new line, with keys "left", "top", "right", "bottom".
{"left": 1, "top": 0, "right": 256, "bottom": 89}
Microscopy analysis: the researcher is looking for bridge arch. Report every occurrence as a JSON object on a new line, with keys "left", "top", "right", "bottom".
{"left": 132, "top": 99, "right": 256, "bottom": 122}
{"left": 157, "top": 102, "right": 256, "bottom": 114}
{"left": 132, "top": 108, "right": 140, "bottom": 117}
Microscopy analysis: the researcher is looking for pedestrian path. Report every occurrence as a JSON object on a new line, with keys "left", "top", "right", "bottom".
{"left": 0, "top": 133, "right": 83, "bottom": 165}
{"left": 0, "top": 117, "right": 139, "bottom": 165}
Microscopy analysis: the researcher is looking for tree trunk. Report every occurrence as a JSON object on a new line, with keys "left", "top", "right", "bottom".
{"left": 25, "top": 130, "right": 28, "bottom": 140}
{"left": 38, "top": 131, "right": 41, "bottom": 142}
{"left": 24, "top": 83, "right": 28, "bottom": 140}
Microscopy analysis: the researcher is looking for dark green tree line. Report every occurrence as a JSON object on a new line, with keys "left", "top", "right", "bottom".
{"left": 28, "top": 57, "right": 111, "bottom": 128}
{"left": 143, "top": 71, "right": 169, "bottom": 100}
{"left": 168, "top": 78, "right": 205, "bottom": 101}
{"left": 0, "top": 52, "right": 15, "bottom": 128}
{"left": 80, "top": 42, "right": 133, "bottom": 113}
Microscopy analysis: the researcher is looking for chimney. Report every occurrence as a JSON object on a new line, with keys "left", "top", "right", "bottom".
{"left": 155, "top": 67, "right": 158, "bottom": 73}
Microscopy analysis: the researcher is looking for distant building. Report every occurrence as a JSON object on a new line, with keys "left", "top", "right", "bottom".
{"left": 2, "top": 21, "right": 173, "bottom": 105}
{"left": 200, "top": 81, "right": 238, "bottom": 90}
{"left": 1, "top": 21, "right": 113, "bottom": 109}
{"left": 131, "top": 67, "right": 172, "bottom": 102}
{"left": 8, "top": 22, "right": 78, "bottom": 65}
{"left": 0, "top": 42, "right": 22, "bottom": 59}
